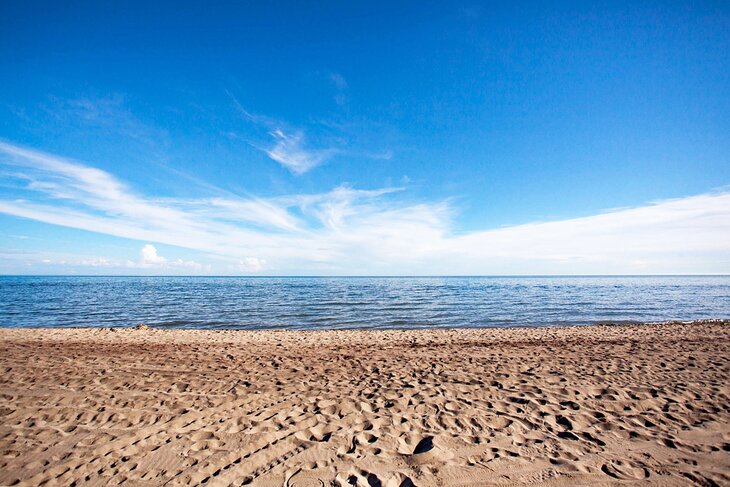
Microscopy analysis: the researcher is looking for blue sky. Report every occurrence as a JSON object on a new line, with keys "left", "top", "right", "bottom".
{"left": 1, "top": 1, "right": 729, "bottom": 275}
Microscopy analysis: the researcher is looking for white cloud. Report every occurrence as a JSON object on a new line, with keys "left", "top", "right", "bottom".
{"left": 133, "top": 244, "right": 207, "bottom": 271}
{"left": 140, "top": 244, "right": 166, "bottom": 266}
{"left": 444, "top": 191, "right": 730, "bottom": 274}
{"left": 1, "top": 141, "right": 729, "bottom": 275}
{"left": 238, "top": 257, "right": 266, "bottom": 272}
{"left": 77, "top": 245, "right": 208, "bottom": 272}
{"left": 264, "top": 129, "right": 337, "bottom": 174}
{"left": 171, "top": 259, "right": 207, "bottom": 271}
{"left": 81, "top": 257, "right": 119, "bottom": 267}
{"left": 0, "top": 243, "right": 208, "bottom": 274}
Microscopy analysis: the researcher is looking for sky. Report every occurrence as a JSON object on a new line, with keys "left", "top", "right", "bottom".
{"left": 0, "top": 1, "right": 729, "bottom": 275}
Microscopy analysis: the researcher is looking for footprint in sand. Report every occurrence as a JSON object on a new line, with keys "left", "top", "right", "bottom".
{"left": 601, "top": 460, "right": 649, "bottom": 480}
{"left": 337, "top": 469, "right": 416, "bottom": 487}
{"left": 286, "top": 468, "right": 327, "bottom": 487}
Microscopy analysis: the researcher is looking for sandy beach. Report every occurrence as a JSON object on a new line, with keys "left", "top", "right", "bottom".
{"left": 1, "top": 321, "right": 728, "bottom": 486}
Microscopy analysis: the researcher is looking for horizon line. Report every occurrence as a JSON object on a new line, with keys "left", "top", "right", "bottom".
{"left": 1, "top": 274, "right": 729, "bottom": 278}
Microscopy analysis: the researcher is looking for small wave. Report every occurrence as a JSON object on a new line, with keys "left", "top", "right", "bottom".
{"left": 155, "top": 320, "right": 195, "bottom": 327}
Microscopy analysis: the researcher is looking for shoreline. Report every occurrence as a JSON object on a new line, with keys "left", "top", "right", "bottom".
{"left": 1, "top": 317, "right": 727, "bottom": 334}
{"left": 1, "top": 321, "right": 728, "bottom": 485}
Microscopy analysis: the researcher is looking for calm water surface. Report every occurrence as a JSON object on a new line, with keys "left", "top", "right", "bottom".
{"left": 0, "top": 276, "right": 728, "bottom": 330}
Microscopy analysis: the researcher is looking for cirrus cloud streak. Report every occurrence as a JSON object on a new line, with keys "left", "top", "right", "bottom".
{"left": 0, "top": 141, "right": 728, "bottom": 275}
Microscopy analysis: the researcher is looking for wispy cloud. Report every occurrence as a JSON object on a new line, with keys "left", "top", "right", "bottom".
{"left": 39, "top": 95, "right": 165, "bottom": 146}
{"left": 330, "top": 72, "right": 349, "bottom": 107}
{"left": 264, "top": 129, "right": 338, "bottom": 174}
{"left": 228, "top": 93, "right": 339, "bottom": 174}
{"left": 227, "top": 89, "right": 395, "bottom": 174}
{"left": 1, "top": 141, "right": 729, "bottom": 274}
{"left": 330, "top": 73, "right": 348, "bottom": 90}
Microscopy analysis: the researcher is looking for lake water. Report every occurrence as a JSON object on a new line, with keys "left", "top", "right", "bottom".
{"left": 0, "top": 276, "right": 728, "bottom": 330}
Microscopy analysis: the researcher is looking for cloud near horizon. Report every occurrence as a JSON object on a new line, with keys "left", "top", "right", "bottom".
{"left": 0, "top": 141, "right": 729, "bottom": 275}
{"left": 11, "top": 243, "right": 210, "bottom": 272}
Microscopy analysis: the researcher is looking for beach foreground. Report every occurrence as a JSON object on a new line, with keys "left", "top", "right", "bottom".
{"left": 1, "top": 322, "right": 728, "bottom": 486}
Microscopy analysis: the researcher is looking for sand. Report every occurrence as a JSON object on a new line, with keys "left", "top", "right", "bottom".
{"left": 0, "top": 321, "right": 728, "bottom": 486}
